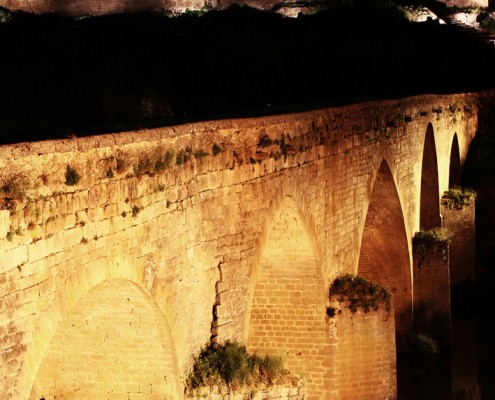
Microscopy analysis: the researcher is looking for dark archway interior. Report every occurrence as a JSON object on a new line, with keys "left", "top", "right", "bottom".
{"left": 420, "top": 124, "right": 441, "bottom": 230}
{"left": 358, "top": 160, "right": 412, "bottom": 350}
{"left": 449, "top": 133, "right": 462, "bottom": 188}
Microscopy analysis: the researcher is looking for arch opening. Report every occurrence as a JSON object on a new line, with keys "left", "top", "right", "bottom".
{"left": 30, "top": 279, "right": 180, "bottom": 399}
{"left": 420, "top": 123, "right": 441, "bottom": 230}
{"left": 449, "top": 133, "right": 462, "bottom": 188}
{"left": 247, "top": 197, "right": 331, "bottom": 399}
{"left": 358, "top": 160, "right": 412, "bottom": 350}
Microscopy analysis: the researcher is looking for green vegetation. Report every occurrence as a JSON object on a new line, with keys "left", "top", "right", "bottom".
{"left": 176, "top": 150, "right": 190, "bottom": 165}
{"left": 116, "top": 157, "right": 128, "bottom": 174}
{"left": 155, "top": 150, "right": 174, "bottom": 171}
{"left": 409, "top": 332, "right": 439, "bottom": 355}
{"left": 186, "top": 341, "right": 287, "bottom": 393}
{"left": 478, "top": 10, "right": 495, "bottom": 34}
{"left": 194, "top": 149, "right": 209, "bottom": 159}
{"left": 131, "top": 205, "right": 141, "bottom": 217}
{"left": 258, "top": 135, "right": 273, "bottom": 148}
{"left": 329, "top": 274, "right": 391, "bottom": 313}
{"left": 413, "top": 228, "right": 450, "bottom": 267}
{"left": 65, "top": 165, "right": 81, "bottom": 186}
{"left": 212, "top": 143, "right": 222, "bottom": 156}
{"left": 134, "top": 149, "right": 175, "bottom": 175}
{"left": 1, "top": 173, "right": 29, "bottom": 200}
{"left": 442, "top": 187, "right": 476, "bottom": 210}
{"left": 106, "top": 168, "right": 114, "bottom": 179}
{"left": 0, "top": 7, "right": 13, "bottom": 23}
{"left": 134, "top": 156, "right": 153, "bottom": 176}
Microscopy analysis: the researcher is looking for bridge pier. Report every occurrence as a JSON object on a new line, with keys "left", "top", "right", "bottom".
{"left": 413, "top": 239, "right": 452, "bottom": 350}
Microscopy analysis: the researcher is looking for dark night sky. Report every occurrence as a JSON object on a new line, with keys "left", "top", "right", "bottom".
{"left": 0, "top": 3, "right": 494, "bottom": 142}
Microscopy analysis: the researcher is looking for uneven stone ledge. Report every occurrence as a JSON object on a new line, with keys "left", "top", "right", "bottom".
{"left": 186, "top": 382, "right": 306, "bottom": 400}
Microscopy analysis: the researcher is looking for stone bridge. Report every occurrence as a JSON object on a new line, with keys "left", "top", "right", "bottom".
{"left": 0, "top": 92, "right": 479, "bottom": 399}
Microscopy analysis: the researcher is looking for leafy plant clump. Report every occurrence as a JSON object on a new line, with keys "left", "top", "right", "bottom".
{"left": 131, "top": 205, "right": 141, "bottom": 217}
{"left": 65, "top": 165, "right": 81, "bottom": 186}
{"left": 413, "top": 227, "right": 450, "bottom": 245}
{"left": 0, "top": 7, "right": 14, "bottom": 23}
{"left": 413, "top": 227, "right": 450, "bottom": 267}
{"left": 329, "top": 274, "right": 391, "bottom": 313}
{"left": 212, "top": 143, "right": 222, "bottom": 156}
{"left": 258, "top": 135, "right": 273, "bottom": 148}
{"left": 176, "top": 149, "right": 191, "bottom": 165}
{"left": 442, "top": 186, "right": 476, "bottom": 210}
{"left": 186, "top": 341, "right": 287, "bottom": 393}
{"left": 409, "top": 332, "right": 439, "bottom": 355}
{"left": 194, "top": 149, "right": 209, "bottom": 159}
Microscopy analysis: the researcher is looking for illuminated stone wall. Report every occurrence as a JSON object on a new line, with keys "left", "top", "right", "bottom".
{"left": 331, "top": 305, "right": 397, "bottom": 400}
{"left": 0, "top": 92, "right": 480, "bottom": 399}
{"left": 0, "top": 0, "right": 300, "bottom": 15}
{"left": 440, "top": 0, "right": 489, "bottom": 8}
{"left": 1, "top": 0, "right": 491, "bottom": 17}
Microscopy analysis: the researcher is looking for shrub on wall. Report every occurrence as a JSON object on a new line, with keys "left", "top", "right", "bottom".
{"left": 0, "top": 173, "right": 29, "bottom": 200}
{"left": 65, "top": 165, "right": 81, "bottom": 186}
{"left": 442, "top": 186, "right": 476, "bottom": 210}
{"left": 413, "top": 227, "right": 450, "bottom": 268}
{"left": 329, "top": 274, "right": 391, "bottom": 313}
{"left": 186, "top": 341, "right": 287, "bottom": 393}
{"left": 212, "top": 143, "right": 222, "bottom": 156}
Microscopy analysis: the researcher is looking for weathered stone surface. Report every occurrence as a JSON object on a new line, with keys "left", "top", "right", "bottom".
{"left": 0, "top": 92, "right": 483, "bottom": 399}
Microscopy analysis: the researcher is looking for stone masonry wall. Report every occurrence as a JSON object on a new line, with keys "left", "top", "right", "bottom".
{"left": 186, "top": 382, "right": 306, "bottom": 400}
{"left": 2, "top": 0, "right": 489, "bottom": 16}
{"left": 442, "top": 201, "right": 476, "bottom": 286}
{"left": 413, "top": 243, "right": 452, "bottom": 349}
{"left": 330, "top": 304, "right": 397, "bottom": 400}
{"left": 0, "top": 0, "right": 297, "bottom": 16}
{"left": 0, "top": 92, "right": 480, "bottom": 399}
{"left": 246, "top": 197, "right": 331, "bottom": 399}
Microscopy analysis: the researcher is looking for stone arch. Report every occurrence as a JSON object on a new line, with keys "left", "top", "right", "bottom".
{"left": 420, "top": 123, "right": 441, "bottom": 230}
{"left": 30, "top": 279, "right": 181, "bottom": 399}
{"left": 18, "top": 259, "right": 181, "bottom": 400}
{"left": 358, "top": 159, "right": 412, "bottom": 350}
{"left": 449, "top": 133, "right": 462, "bottom": 188}
{"left": 246, "top": 196, "right": 331, "bottom": 399}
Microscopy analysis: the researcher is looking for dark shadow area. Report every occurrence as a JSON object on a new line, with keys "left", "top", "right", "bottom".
{"left": 449, "top": 134, "right": 461, "bottom": 188}
{"left": 0, "top": 3, "right": 495, "bottom": 143}
{"left": 462, "top": 92, "right": 495, "bottom": 400}
{"left": 398, "top": 352, "right": 451, "bottom": 400}
{"left": 420, "top": 123, "right": 441, "bottom": 230}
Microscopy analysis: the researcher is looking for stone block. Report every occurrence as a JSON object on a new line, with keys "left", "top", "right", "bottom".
{"left": 1, "top": 246, "right": 28, "bottom": 273}
{"left": 0, "top": 210, "right": 11, "bottom": 239}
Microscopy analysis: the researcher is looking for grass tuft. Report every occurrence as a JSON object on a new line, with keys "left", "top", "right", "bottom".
{"left": 186, "top": 341, "right": 287, "bottom": 393}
